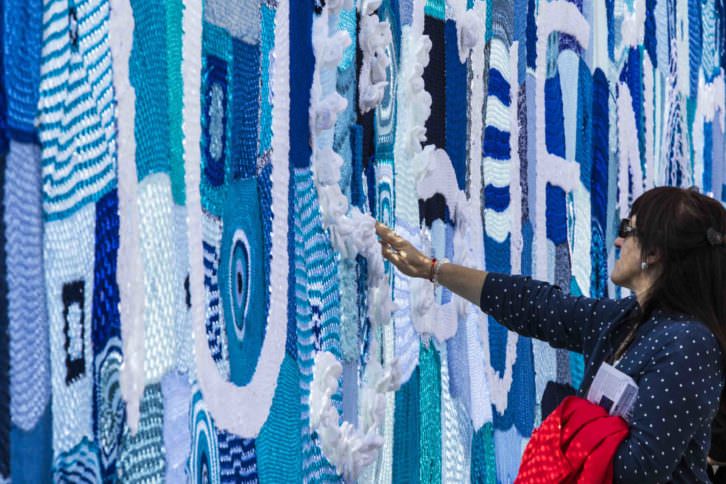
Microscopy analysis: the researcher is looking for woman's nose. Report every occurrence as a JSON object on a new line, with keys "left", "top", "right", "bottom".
{"left": 614, "top": 236, "right": 623, "bottom": 248}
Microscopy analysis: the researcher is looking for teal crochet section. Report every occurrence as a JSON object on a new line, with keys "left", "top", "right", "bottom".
{"left": 425, "top": 0, "right": 445, "bottom": 20}
{"left": 167, "top": 0, "right": 185, "bottom": 204}
{"left": 257, "top": 354, "right": 303, "bottom": 482}
{"left": 393, "top": 365, "right": 421, "bottom": 484}
{"left": 129, "top": 0, "right": 171, "bottom": 180}
{"left": 471, "top": 423, "right": 497, "bottom": 484}
{"left": 419, "top": 343, "right": 441, "bottom": 484}
{"left": 116, "top": 384, "right": 167, "bottom": 481}
{"left": 258, "top": 5, "right": 275, "bottom": 157}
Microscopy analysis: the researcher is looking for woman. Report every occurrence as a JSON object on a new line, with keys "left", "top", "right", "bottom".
{"left": 376, "top": 186, "right": 726, "bottom": 483}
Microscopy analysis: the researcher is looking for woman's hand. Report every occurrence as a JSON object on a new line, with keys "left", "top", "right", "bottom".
{"left": 375, "top": 222, "right": 432, "bottom": 279}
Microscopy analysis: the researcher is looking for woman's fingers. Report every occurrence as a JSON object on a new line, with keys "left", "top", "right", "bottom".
{"left": 375, "top": 222, "right": 409, "bottom": 250}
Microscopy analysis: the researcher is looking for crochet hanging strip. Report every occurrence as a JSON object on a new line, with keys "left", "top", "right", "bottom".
{"left": 190, "top": 389, "right": 221, "bottom": 483}
{"left": 203, "top": 213, "right": 231, "bottom": 377}
{"left": 419, "top": 343, "right": 442, "bottom": 483}
{"left": 128, "top": 0, "right": 172, "bottom": 180}
{"left": 3, "top": 0, "right": 42, "bottom": 140}
{"left": 37, "top": 0, "right": 117, "bottom": 220}
{"left": 0, "top": 151, "right": 8, "bottom": 481}
{"left": 116, "top": 384, "right": 166, "bottom": 481}
{"left": 294, "top": 168, "right": 341, "bottom": 483}
{"left": 5, "top": 142, "right": 48, "bottom": 431}
{"left": 90, "top": 189, "right": 124, "bottom": 480}
{"left": 45, "top": 202, "right": 97, "bottom": 459}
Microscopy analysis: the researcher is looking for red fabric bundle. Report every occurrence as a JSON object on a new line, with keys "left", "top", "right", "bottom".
{"left": 515, "top": 396, "right": 629, "bottom": 483}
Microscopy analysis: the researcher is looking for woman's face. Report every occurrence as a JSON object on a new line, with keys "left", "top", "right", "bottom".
{"left": 611, "top": 216, "right": 647, "bottom": 292}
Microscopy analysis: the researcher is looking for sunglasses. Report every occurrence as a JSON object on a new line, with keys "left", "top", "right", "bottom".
{"left": 618, "top": 218, "right": 637, "bottom": 238}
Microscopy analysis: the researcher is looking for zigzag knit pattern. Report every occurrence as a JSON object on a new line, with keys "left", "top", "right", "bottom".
{"left": 5, "top": 142, "right": 49, "bottom": 431}
{"left": 217, "top": 431, "right": 259, "bottom": 482}
{"left": 37, "top": 0, "right": 117, "bottom": 219}
{"left": 294, "top": 168, "right": 342, "bottom": 483}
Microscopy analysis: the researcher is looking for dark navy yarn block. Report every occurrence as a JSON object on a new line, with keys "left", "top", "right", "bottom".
{"left": 591, "top": 69, "right": 609, "bottom": 231}
{"left": 290, "top": 1, "right": 314, "bottom": 169}
{"left": 483, "top": 126, "right": 511, "bottom": 160}
{"left": 526, "top": 0, "right": 537, "bottom": 69}
{"left": 704, "top": 122, "right": 713, "bottom": 194}
{"left": 487, "top": 69, "right": 511, "bottom": 106}
{"left": 445, "top": 19, "right": 468, "bottom": 190}
{"left": 0, "top": 152, "right": 8, "bottom": 479}
{"left": 544, "top": 73, "right": 566, "bottom": 159}
{"left": 92, "top": 189, "right": 121, "bottom": 352}
{"left": 202, "top": 54, "right": 229, "bottom": 187}
{"left": 575, "top": 59, "right": 593, "bottom": 190}
{"left": 484, "top": 184, "right": 510, "bottom": 212}
{"left": 350, "top": 125, "right": 366, "bottom": 210}
{"left": 423, "top": 14, "right": 446, "bottom": 150}
{"left": 365, "top": 155, "right": 377, "bottom": 215}
{"left": 546, "top": 183, "right": 568, "bottom": 245}
{"left": 231, "top": 39, "right": 261, "bottom": 180}
{"left": 418, "top": 193, "right": 450, "bottom": 228}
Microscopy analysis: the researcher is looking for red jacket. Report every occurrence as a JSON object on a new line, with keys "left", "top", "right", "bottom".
{"left": 515, "top": 396, "right": 629, "bottom": 483}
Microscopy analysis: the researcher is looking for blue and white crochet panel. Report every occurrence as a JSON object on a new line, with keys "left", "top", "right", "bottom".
{"left": 1, "top": 0, "right": 724, "bottom": 482}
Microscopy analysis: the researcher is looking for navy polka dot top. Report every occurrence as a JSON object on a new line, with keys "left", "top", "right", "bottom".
{"left": 479, "top": 273, "right": 725, "bottom": 483}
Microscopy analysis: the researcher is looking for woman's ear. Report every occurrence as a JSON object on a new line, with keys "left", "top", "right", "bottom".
{"left": 645, "top": 248, "right": 662, "bottom": 265}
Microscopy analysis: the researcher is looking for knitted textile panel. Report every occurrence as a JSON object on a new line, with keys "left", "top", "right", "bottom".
{"left": 37, "top": 0, "right": 117, "bottom": 220}
{"left": 45, "top": 203, "right": 97, "bottom": 457}
{"left": 294, "top": 168, "right": 341, "bottom": 483}
{"left": 5, "top": 142, "right": 48, "bottom": 431}
{"left": 0, "top": 151, "right": 8, "bottom": 481}
{"left": 116, "top": 383, "right": 166, "bottom": 481}
{"left": 2, "top": 0, "right": 42, "bottom": 140}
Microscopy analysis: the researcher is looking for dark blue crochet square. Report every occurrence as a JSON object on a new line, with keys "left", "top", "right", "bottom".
{"left": 92, "top": 189, "right": 121, "bottom": 352}
{"left": 230, "top": 39, "right": 261, "bottom": 180}
{"left": 203, "top": 54, "right": 229, "bottom": 188}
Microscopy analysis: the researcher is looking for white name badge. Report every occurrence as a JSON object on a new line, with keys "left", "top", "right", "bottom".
{"left": 586, "top": 362, "right": 639, "bottom": 421}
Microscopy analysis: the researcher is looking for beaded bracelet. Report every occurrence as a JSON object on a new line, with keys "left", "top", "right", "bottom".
{"left": 428, "top": 257, "right": 437, "bottom": 282}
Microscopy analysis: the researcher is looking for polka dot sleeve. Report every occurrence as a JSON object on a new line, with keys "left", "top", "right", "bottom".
{"left": 612, "top": 323, "right": 724, "bottom": 483}
{"left": 479, "top": 273, "right": 630, "bottom": 354}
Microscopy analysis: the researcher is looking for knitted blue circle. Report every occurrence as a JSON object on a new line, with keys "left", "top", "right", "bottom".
{"left": 219, "top": 178, "right": 268, "bottom": 386}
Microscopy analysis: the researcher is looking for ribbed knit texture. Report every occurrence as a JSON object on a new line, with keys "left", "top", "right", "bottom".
{"left": 294, "top": 168, "right": 341, "bottom": 482}
{"left": 5, "top": 142, "right": 48, "bottom": 431}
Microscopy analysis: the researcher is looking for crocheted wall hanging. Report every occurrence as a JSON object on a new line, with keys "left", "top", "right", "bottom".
{"left": 2, "top": 0, "right": 725, "bottom": 481}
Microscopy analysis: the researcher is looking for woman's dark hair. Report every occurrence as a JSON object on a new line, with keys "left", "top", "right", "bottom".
{"left": 628, "top": 186, "right": 726, "bottom": 459}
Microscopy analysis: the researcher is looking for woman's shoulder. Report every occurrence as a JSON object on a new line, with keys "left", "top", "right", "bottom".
{"left": 644, "top": 312, "right": 723, "bottom": 359}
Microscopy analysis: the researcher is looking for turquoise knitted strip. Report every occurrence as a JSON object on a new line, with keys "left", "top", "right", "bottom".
{"left": 425, "top": 0, "right": 445, "bottom": 20}
{"left": 393, "top": 365, "right": 420, "bottom": 484}
{"left": 294, "top": 168, "right": 341, "bottom": 483}
{"left": 257, "top": 354, "right": 303, "bottom": 482}
{"left": 129, "top": 0, "right": 171, "bottom": 180}
{"left": 470, "top": 423, "right": 497, "bottom": 484}
{"left": 419, "top": 343, "right": 441, "bottom": 484}
{"left": 167, "top": 0, "right": 185, "bottom": 204}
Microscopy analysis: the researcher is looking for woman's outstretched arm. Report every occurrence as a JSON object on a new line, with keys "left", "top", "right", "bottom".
{"left": 375, "top": 222, "right": 629, "bottom": 354}
{"left": 375, "top": 222, "right": 487, "bottom": 305}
